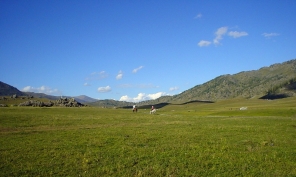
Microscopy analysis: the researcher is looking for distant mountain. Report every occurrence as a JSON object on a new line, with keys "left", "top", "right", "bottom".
{"left": 0, "top": 81, "right": 98, "bottom": 103}
{"left": 136, "top": 95, "right": 174, "bottom": 106}
{"left": 0, "top": 81, "right": 26, "bottom": 96}
{"left": 88, "top": 96, "right": 176, "bottom": 108}
{"left": 88, "top": 99, "right": 134, "bottom": 107}
{"left": 22, "top": 93, "right": 98, "bottom": 103}
{"left": 23, "top": 92, "right": 60, "bottom": 100}
{"left": 74, "top": 95, "right": 98, "bottom": 103}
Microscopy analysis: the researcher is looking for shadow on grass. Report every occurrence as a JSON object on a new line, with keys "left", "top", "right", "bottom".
{"left": 138, "top": 103, "right": 171, "bottom": 109}
{"left": 178, "top": 100, "right": 215, "bottom": 105}
{"left": 259, "top": 94, "right": 290, "bottom": 100}
{"left": 121, "top": 103, "right": 171, "bottom": 109}
{"left": 122, "top": 100, "right": 214, "bottom": 109}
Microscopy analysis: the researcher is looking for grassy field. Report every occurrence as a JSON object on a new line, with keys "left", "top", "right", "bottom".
{"left": 1, "top": 97, "right": 296, "bottom": 176}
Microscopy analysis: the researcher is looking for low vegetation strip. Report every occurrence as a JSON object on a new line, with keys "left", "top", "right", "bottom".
{"left": 1, "top": 101, "right": 296, "bottom": 176}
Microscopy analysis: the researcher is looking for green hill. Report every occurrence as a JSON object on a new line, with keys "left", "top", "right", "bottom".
{"left": 169, "top": 59, "right": 296, "bottom": 102}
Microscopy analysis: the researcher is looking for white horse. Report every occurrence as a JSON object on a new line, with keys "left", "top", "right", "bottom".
{"left": 150, "top": 109, "right": 156, "bottom": 114}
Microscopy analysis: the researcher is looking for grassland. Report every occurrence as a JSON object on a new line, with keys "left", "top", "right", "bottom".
{"left": 1, "top": 97, "right": 296, "bottom": 176}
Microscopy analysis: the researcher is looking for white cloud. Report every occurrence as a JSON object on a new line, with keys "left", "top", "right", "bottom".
{"left": 132, "top": 66, "right": 143, "bottom": 73}
{"left": 22, "top": 86, "right": 32, "bottom": 92}
{"left": 84, "top": 82, "right": 90, "bottom": 86}
{"left": 116, "top": 70, "right": 123, "bottom": 80}
{"left": 119, "top": 95, "right": 130, "bottom": 102}
{"left": 198, "top": 40, "right": 211, "bottom": 47}
{"left": 194, "top": 13, "right": 202, "bottom": 19}
{"left": 262, "top": 33, "right": 280, "bottom": 38}
{"left": 169, "top": 86, "right": 179, "bottom": 91}
{"left": 147, "top": 92, "right": 166, "bottom": 100}
{"left": 22, "top": 86, "right": 61, "bottom": 95}
{"left": 85, "top": 71, "right": 108, "bottom": 80}
{"left": 119, "top": 92, "right": 166, "bottom": 102}
{"left": 97, "top": 86, "right": 111, "bottom": 93}
{"left": 119, "top": 94, "right": 144, "bottom": 102}
{"left": 228, "top": 31, "right": 248, "bottom": 38}
{"left": 213, "top": 26, "right": 228, "bottom": 45}
{"left": 134, "top": 93, "right": 146, "bottom": 102}
{"left": 198, "top": 27, "right": 248, "bottom": 47}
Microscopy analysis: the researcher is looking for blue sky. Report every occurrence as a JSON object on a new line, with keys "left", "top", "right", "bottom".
{"left": 1, "top": 0, "right": 295, "bottom": 102}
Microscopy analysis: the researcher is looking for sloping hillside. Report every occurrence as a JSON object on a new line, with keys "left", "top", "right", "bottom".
{"left": 170, "top": 59, "right": 296, "bottom": 102}
{"left": 0, "top": 81, "right": 26, "bottom": 96}
{"left": 0, "top": 82, "right": 98, "bottom": 103}
{"left": 88, "top": 99, "right": 134, "bottom": 107}
{"left": 74, "top": 95, "right": 98, "bottom": 103}
{"left": 23, "top": 92, "right": 59, "bottom": 100}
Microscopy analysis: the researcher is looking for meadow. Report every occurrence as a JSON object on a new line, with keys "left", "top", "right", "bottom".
{"left": 1, "top": 97, "right": 296, "bottom": 176}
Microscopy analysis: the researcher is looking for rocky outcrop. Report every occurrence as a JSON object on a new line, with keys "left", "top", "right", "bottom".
{"left": 18, "top": 97, "right": 85, "bottom": 107}
{"left": 19, "top": 100, "right": 54, "bottom": 107}
{"left": 55, "top": 97, "right": 85, "bottom": 107}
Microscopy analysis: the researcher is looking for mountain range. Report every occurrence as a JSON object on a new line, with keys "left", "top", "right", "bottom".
{"left": 1, "top": 59, "right": 296, "bottom": 107}
{"left": 0, "top": 82, "right": 97, "bottom": 104}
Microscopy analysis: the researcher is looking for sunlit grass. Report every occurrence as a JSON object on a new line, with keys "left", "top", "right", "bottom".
{"left": 1, "top": 97, "right": 296, "bottom": 176}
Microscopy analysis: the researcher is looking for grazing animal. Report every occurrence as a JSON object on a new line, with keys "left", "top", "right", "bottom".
{"left": 132, "top": 105, "right": 137, "bottom": 112}
{"left": 133, "top": 107, "right": 138, "bottom": 112}
{"left": 150, "top": 109, "right": 156, "bottom": 114}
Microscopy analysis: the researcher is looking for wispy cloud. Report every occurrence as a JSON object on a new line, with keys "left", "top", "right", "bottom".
{"left": 118, "top": 83, "right": 158, "bottom": 89}
{"left": 198, "top": 26, "right": 248, "bottom": 47}
{"left": 116, "top": 70, "right": 123, "bottom": 80}
{"left": 228, "top": 31, "right": 248, "bottom": 38}
{"left": 169, "top": 86, "right": 179, "bottom": 91}
{"left": 194, "top": 13, "right": 202, "bottom": 19}
{"left": 97, "top": 86, "right": 111, "bottom": 93}
{"left": 213, "top": 26, "right": 228, "bottom": 45}
{"left": 198, "top": 40, "right": 211, "bottom": 47}
{"left": 118, "top": 84, "right": 133, "bottom": 88}
{"left": 84, "top": 82, "right": 91, "bottom": 86}
{"left": 22, "top": 86, "right": 62, "bottom": 95}
{"left": 85, "top": 71, "right": 108, "bottom": 80}
{"left": 138, "top": 84, "right": 158, "bottom": 88}
{"left": 132, "top": 66, "right": 143, "bottom": 73}
{"left": 262, "top": 32, "right": 280, "bottom": 38}
{"left": 119, "top": 92, "right": 166, "bottom": 102}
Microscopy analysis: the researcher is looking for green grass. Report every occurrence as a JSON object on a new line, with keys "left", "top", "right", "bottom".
{"left": 1, "top": 97, "right": 296, "bottom": 176}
